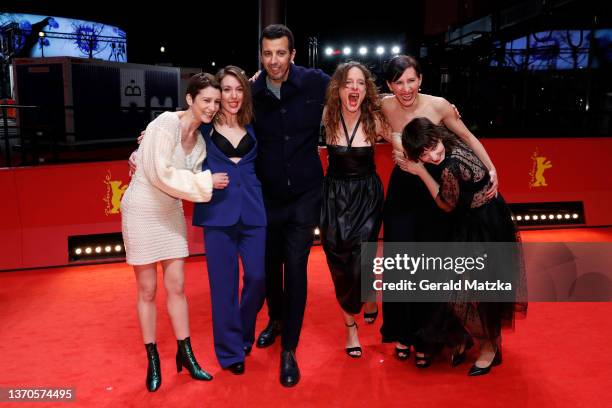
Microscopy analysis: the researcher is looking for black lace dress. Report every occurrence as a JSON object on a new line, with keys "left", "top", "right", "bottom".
{"left": 320, "top": 122, "right": 384, "bottom": 314}
{"left": 427, "top": 142, "right": 527, "bottom": 344}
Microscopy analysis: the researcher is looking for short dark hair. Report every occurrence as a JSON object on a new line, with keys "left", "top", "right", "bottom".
{"left": 402, "top": 117, "right": 459, "bottom": 161}
{"left": 384, "top": 55, "right": 422, "bottom": 83}
{"left": 260, "top": 24, "right": 294, "bottom": 52}
{"left": 186, "top": 72, "right": 220, "bottom": 99}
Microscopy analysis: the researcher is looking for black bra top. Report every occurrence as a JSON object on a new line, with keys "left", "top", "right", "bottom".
{"left": 211, "top": 128, "right": 254, "bottom": 158}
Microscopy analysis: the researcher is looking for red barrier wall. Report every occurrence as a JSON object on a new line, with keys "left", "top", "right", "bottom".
{"left": 1, "top": 137, "right": 611, "bottom": 270}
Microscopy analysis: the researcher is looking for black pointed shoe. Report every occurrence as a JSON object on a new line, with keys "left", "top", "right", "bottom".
{"left": 176, "top": 337, "right": 213, "bottom": 381}
{"left": 145, "top": 343, "right": 161, "bottom": 392}
{"left": 451, "top": 336, "right": 475, "bottom": 367}
{"left": 227, "top": 362, "right": 245, "bottom": 375}
{"left": 280, "top": 350, "right": 300, "bottom": 387}
{"left": 256, "top": 320, "right": 281, "bottom": 348}
{"left": 468, "top": 347, "right": 502, "bottom": 376}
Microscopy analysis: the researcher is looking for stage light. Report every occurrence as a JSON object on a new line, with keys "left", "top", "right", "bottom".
{"left": 511, "top": 216, "right": 515, "bottom": 221}
{"left": 38, "top": 31, "right": 45, "bottom": 37}
{"left": 85, "top": 247, "right": 92, "bottom": 254}
{"left": 211, "top": 61, "right": 216, "bottom": 67}
{"left": 325, "top": 47, "right": 333, "bottom": 56}
{"left": 75, "top": 248, "right": 82, "bottom": 255}
{"left": 358, "top": 46, "right": 367, "bottom": 55}
{"left": 160, "top": 46, "right": 165, "bottom": 53}
{"left": 507, "top": 202, "right": 584, "bottom": 227}
{"left": 376, "top": 46, "right": 385, "bottom": 55}
{"left": 95, "top": 246, "right": 102, "bottom": 253}
{"left": 314, "top": 228, "right": 320, "bottom": 235}
{"left": 391, "top": 45, "right": 400, "bottom": 54}
{"left": 343, "top": 47, "right": 352, "bottom": 55}
{"left": 115, "top": 245, "right": 122, "bottom": 252}
{"left": 105, "top": 246, "right": 112, "bottom": 253}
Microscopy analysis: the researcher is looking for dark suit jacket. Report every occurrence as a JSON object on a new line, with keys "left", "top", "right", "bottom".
{"left": 192, "top": 123, "right": 267, "bottom": 227}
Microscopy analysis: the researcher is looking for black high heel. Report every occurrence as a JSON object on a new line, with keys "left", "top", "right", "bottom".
{"left": 145, "top": 343, "right": 161, "bottom": 392}
{"left": 176, "top": 337, "right": 213, "bottom": 381}
{"left": 414, "top": 351, "right": 432, "bottom": 368}
{"left": 395, "top": 345, "right": 410, "bottom": 361}
{"left": 451, "top": 336, "right": 474, "bottom": 367}
{"left": 345, "top": 322, "right": 362, "bottom": 358}
{"left": 363, "top": 305, "right": 379, "bottom": 324}
{"left": 468, "top": 346, "right": 502, "bottom": 376}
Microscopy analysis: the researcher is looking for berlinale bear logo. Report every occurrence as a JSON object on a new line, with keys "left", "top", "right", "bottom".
{"left": 103, "top": 170, "right": 128, "bottom": 215}
{"left": 529, "top": 149, "right": 552, "bottom": 188}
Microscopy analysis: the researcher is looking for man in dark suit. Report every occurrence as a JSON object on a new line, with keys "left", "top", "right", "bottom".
{"left": 251, "top": 24, "right": 330, "bottom": 387}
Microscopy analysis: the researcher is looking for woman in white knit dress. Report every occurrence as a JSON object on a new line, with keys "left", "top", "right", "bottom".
{"left": 121, "top": 73, "right": 229, "bottom": 392}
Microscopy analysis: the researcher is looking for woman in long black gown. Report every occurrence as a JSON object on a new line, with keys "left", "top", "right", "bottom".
{"left": 320, "top": 62, "right": 389, "bottom": 357}
{"left": 401, "top": 117, "right": 527, "bottom": 375}
{"left": 379, "top": 55, "right": 500, "bottom": 366}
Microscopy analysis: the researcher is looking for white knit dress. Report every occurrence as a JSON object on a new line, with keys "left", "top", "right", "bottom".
{"left": 121, "top": 111, "right": 212, "bottom": 265}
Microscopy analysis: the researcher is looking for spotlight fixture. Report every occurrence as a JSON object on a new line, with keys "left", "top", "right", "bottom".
{"left": 325, "top": 47, "right": 333, "bottom": 56}
{"left": 391, "top": 45, "right": 400, "bottom": 54}
{"left": 343, "top": 47, "right": 352, "bottom": 55}
{"left": 508, "top": 202, "right": 585, "bottom": 227}
{"left": 376, "top": 46, "right": 385, "bottom": 55}
{"left": 358, "top": 46, "right": 367, "bottom": 55}
{"left": 68, "top": 233, "right": 126, "bottom": 262}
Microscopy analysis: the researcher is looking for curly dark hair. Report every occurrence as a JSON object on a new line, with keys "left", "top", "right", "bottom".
{"left": 323, "top": 61, "right": 389, "bottom": 146}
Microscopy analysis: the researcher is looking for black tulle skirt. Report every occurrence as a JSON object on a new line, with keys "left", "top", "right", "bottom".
{"left": 443, "top": 194, "right": 527, "bottom": 343}
{"left": 320, "top": 172, "right": 384, "bottom": 314}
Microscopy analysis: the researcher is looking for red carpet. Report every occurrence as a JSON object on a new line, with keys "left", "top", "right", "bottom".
{"left": 0, "top": 228, "right": 611, "bottom": 407}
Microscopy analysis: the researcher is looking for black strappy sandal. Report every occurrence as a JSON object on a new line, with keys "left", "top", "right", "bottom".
{"left": 414, "top": 351, "right": 432, "bottom": 368}
{"left": 345, "top": 322, "right": 362, "bottom": 358}
{"left": 363, "top": 305, "right": 379, "bottom": 324}
{"left": 395, "top": 345, "right": 410, "bottom": 360}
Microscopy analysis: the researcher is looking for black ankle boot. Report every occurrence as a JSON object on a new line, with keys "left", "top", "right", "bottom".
{"left": 176, "top": 337, "right": 213, "bottom": 381}
{"left": 145, "top": 343, "right": 161, "bottom": 392}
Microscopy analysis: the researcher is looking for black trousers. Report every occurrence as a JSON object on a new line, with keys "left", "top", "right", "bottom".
{"left": 263, "top": 185, "right": 322, "bottom": 351}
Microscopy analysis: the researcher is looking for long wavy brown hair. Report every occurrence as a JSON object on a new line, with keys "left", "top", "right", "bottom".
{"left": 323, "top": 61, "right": 389, "bottom": 145}
{"left": 214, "top": 65, "right": 253, "bottom": 127}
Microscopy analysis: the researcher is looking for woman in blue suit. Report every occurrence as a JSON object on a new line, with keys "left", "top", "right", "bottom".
{"left": 193, "top": 66, "right": 267, "bottom": 375}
